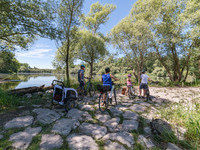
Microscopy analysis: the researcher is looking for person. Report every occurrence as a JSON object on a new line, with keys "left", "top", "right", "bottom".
{"left": 139, "top": 69, "right": 151, "bottom": 98}
{"left": 125, "top": 74, "right": 132, "bottom": 96}
{"left": 101, "top": 67, "right": 119, "bottom": 105}
{"left": 78, "top": 64, "right": 87, "bottom": 90}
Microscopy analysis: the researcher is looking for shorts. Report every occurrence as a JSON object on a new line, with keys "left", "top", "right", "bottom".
{"left": 79, "top": 81, "right": 85, "bottom": 88}
{"left": 139, "top": 83, "right": 148, "bottom": 89}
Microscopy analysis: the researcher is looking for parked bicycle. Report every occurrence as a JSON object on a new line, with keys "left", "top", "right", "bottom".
{"left": 76, "top": 77, "right": 95, "bottom": 100}
{"left": 128, "top": 85, "right": 136, "bottom": 100}
{"left": 98, "top": 82, "right": 117, "bottom": 112}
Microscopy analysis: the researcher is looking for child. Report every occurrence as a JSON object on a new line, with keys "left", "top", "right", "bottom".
{"left": 126, "top": 74, "right": 132, "bottom": 96}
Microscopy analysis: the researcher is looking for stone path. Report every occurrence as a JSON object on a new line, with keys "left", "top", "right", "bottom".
{"left": 1, "top": 87, "right": 195, "bottom": 149}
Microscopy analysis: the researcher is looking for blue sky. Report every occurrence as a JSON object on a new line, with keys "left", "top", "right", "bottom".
{"left": 16, "top": 0, "right": 137, "bottom": 69}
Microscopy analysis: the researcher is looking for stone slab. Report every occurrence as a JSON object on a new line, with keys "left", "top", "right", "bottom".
{"left": 32, "top": 108, "right": 61, "bottom": 124}
{"left": 104, "top": 140, "right": 126, "bottom": 150}
{"left": 67, "top": 134, "right": 98, "bottom": 150}
{"left": 123, "top": 111, "right": 138, "bottom": 120}
{"left": 9, "top": 127, "right": 41, "bottom": 149}
{"left": 40, "top": 134, "right": 63, "bottom": 150}
{"left": 103, "top": 132, "right": 134, "bottom": 148}
{"left": 52, "top": 118, "right": 80, "bottom": 135}
{"left": 67, "top": 108, "right": 93, "bottom": 121}
{"left": 79, "top": 123, "right": 107, "bottom": 139}
{"left": 4, "top": 116, "right": 34, "bottom": 129}
{"left": 122, "top": 120, "right": 139, "bottom": 131}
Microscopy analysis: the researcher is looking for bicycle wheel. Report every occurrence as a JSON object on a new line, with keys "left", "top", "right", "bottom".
{"left": 146, "top": 89, "right": 150, "bottom": 101}
{"left": 64, "top": 99, "right": 75, "bottom": 112}
{"left": 129, "top": 87, "right": 136, "bottom": 99}
{"left": 89, "top": 84, "right": 95, "bottom": 97}
{"left": 113, "top": 89, "right": 117, "bottom": 105}
{"left": 99, "top": 93, "right": 108, "bottom": 112}
{"left": 51, "top": 98, "right": 58, "bottom": 105}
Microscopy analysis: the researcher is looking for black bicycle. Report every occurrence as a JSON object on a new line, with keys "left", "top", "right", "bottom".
{"left": 146, "top": 84, "right": 151, "bottom": 101}
{"left": 77, "top": 77, "right": 95, "bottom": 100}
{"left": 98, "top": 82, "right": 117, "bottom": 112}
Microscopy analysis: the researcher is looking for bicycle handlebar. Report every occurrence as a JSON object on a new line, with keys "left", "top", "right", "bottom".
{"left": 51, "top": 80, "right": 64, "bottom": 86}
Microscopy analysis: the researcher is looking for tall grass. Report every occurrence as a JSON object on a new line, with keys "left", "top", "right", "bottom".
{"left": 0, "top": 89, "right": 21, "bottom": 110}
{"left": 159, "top": 100, "right": 200, "bottom": 148}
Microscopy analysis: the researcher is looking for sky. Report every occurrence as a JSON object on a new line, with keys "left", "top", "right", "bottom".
{"left": 15, "top": 0, "right": 137, "bottom": 69}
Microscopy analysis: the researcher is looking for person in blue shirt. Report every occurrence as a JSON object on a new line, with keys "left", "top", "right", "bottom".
{"left": 101, "top": 67, "right": 119, "bottom": 105}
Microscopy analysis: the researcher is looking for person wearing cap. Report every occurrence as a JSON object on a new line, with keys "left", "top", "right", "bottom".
{"left": 125, "top": 74, "right": 132, "bottom": 96}
{"left": 139, "top": 69, "right": 151, "bottom": 98}
{"left": 78, "top": 64, "right": 87, "bottom": 89}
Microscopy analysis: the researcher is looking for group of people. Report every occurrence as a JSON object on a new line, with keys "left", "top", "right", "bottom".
{"left": 78, "top": 65, "right": 151, "bottom": 98}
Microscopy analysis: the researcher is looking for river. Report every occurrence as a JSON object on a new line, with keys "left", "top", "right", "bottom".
{"left": 0, "top": 73, "right": 65, "bottom": 90}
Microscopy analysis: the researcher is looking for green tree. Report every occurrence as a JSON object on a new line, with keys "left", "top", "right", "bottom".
{"left": 0, "top": 51, "right": 20, "bottom": 73}
{"left": 77, "top": 2, "right": 116, "bottom": 77}
{"left": 110, "top": 16, "right": 152, "bottom": 83}
{"left": 76, "top": 29, "right": 107, "bottom": 77}
{"left": 0, "top": 0, "right": 58, "bottom": 50}
{"left": 57, "top": 0, "right": 83, "bottom": 86}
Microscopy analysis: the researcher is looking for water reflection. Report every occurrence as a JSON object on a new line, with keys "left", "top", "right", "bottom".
{"left": 0, "top": 73, "right": 102, "bottom": 91}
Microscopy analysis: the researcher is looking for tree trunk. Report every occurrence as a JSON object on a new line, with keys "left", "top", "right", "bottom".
{"left": 198, "top": 55, "right": 200, "bottom": 79}
{"left": 66, "top": 35, "right": 70, "bottom": 86}
{"left": 90, "top": 62, "right": 93, "bottom": 78}
{"left": 155, "top": 46, "right": 173, "bottom": 81}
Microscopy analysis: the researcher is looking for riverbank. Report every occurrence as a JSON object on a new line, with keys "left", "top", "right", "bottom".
{"left": 0, "top": 87, "right": 199, "bottom": 149}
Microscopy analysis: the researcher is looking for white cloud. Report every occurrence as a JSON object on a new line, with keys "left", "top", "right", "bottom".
{"left": 16, "top": 49, "right": 53, "bottom": 58}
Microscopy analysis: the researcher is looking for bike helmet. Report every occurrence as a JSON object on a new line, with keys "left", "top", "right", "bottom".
{"left": 105, "top": 67, "right": 110, "bottom": 73}
{"left": 128, "top": 74, "right": 132, "bottom": 77}
{"left": 80, "top": 64, "right": 85, "bottom": 68}
{"left": 142, "top": 69, "right": 146, "bottom": 73}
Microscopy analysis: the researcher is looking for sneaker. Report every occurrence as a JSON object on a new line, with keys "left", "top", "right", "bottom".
{"left": 59, "top": 101, "right": 64, "bottom": 105}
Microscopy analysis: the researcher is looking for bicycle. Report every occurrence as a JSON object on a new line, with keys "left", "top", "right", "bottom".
{"left": 77, "top": 77, "right": 95, "bottom": 100}
{"left": 145, "top": 84, "right": 151, "bottom": 101}
{"left": 127, "top": 85, "right": 136, "bottom": 100}
{"left": 98, "top": 82, "right": 117, "bottom": 112}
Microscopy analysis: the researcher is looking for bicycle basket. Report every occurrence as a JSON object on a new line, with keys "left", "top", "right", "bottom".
{"left": 97, "top": 84, "right": 110, "bottom": 92}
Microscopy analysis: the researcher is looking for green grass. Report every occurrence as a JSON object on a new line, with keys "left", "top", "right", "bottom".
{"left": 0, "top": 88, "right": 21, "bottom": 110}
{"left": 159, "top": 101, "right": 200, "bottom": 149}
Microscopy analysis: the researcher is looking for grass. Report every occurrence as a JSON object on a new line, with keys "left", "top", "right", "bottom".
{"left": 158, "top": 100, "right": 200, "bottom": 149}
{"left": 0, "top": 88, "right": 21, "bottom": 110}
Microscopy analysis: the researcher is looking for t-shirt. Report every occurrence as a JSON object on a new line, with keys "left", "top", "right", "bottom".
{"left": 78, "top": 69, "right": 84, "bottom": 82}
{"left": 102, "top": 73, "right": 112, "bottom": 88}
{"left": 141, "top": 74, "right": 149, "bottom": 84}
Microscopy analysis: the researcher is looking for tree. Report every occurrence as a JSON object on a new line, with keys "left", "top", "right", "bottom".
{"left": 76, "top": 29, "right": 107, "bottom": 77}
{"left": 0, "top": 51, "right": 20, "bottom": 73}
{"left": 77, "top": 2, "right": 116, "bottom": 77}
{"left": 57, "top": 0, "right": 83, "bottom": 86}
{"left": 182, "top": 0, "right": 200, "bottom": 80}
{"left": 0, "top": 0, "right": 58, "bottom": 50}
{"left": 110, "top": 16, "right": 152, "bottom": 83}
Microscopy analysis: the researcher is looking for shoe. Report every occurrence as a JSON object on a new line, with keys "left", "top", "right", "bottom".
{"left": 59, "top": 101, "right": 64, "bottom": 105}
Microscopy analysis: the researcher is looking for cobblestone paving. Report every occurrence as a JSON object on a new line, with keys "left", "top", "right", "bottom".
{"left": 1, "top": 87, "right": 196, "bottom": 149}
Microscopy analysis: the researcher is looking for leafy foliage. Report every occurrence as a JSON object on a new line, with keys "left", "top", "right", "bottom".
{"left": 0, "top": 0, "right": 58, "bottom": 50}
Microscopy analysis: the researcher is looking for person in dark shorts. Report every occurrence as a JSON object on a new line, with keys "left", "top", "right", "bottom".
{"left": 78, "top": 65, "right": 87, "bottom": 89}
{"left": 139, "top": 69, "right": 151, "bottom": 98}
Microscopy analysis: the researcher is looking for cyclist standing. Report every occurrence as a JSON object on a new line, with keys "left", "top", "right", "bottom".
{"left": 139, "top": 69, "right": 151, "bottom": 98}
{"left": 125, "top": 74, "right": 133, "bottom": 96}
{"left": 101, "top": 67, "right": 119, "bottom": 105}
{"left": 78, "top": 65, "right": 87, "bottom": 90}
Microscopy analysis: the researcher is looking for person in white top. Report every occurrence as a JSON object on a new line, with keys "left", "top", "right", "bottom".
{"left": 139, "top": 70, "right": 151, "bottom": 98}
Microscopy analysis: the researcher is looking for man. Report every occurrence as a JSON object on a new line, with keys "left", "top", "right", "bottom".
{"left": 139, "top": 69, "right": 151, "bottom": 98}
{"left": 78, "top": 64, "right": 86, "bottom": 89}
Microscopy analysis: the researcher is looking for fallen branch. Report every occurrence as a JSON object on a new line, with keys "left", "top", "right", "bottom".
{"left": 9, "top": 85, "right": 53, "bottom": 95}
